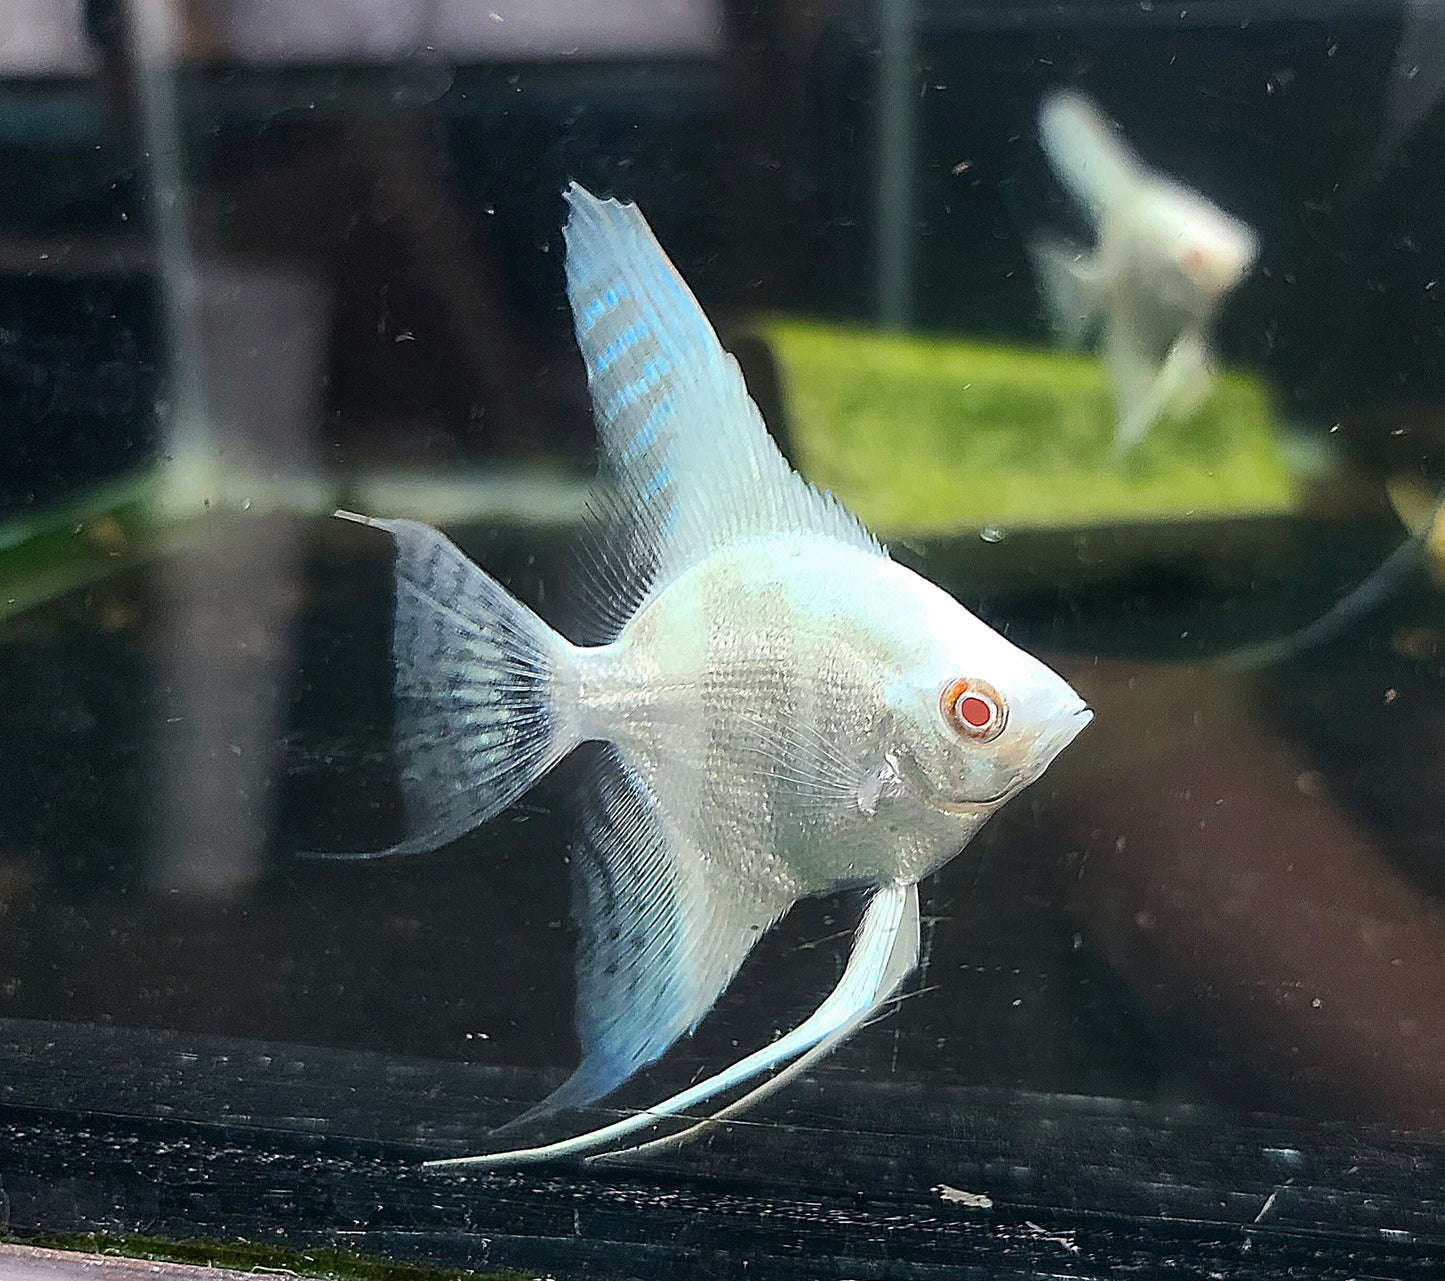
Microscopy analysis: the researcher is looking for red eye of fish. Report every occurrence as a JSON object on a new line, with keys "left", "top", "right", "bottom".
{"left": 940, "top": 678, "right": 1006, "bottom": 742}
{"left": 1179, "top": 245, "right": 1208, "bottom": 279}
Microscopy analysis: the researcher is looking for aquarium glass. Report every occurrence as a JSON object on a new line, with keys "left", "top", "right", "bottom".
{"left": 2, "top": 0, "right": 1445, "bottom": 1276}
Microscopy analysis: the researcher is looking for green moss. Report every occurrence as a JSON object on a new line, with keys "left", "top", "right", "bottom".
{"left": 7, "top": 1231, "right": 529, "bottom": 1281}
{"left": 754, "top": 318, "right": 1298, "bottom": 536}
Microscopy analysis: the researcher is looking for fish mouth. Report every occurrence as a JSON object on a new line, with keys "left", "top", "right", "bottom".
{"left": 891, "top": 702, "right": 1093, "bottom": 814}
{"left": 1031, "top": 703, "right": 1093, "bottom": 768}
{"left": 1058, "top": 702, "right": 1094, "bottom": 740}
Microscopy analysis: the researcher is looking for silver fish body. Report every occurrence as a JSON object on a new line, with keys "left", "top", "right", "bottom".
{"left": 338, "top": 183, "right": 1090, "bottom": 1167}
{"left": 1031, "top": 89, "right": 1259, "bottom": 451}
{"left": 579, "top": 532, "right": 1086, "bottom": 889}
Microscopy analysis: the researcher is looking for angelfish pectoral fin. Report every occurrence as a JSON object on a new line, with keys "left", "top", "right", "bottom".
{"left": 1150, "top": 329, "right": 1214, "bottom": 418}
{"left": 1108, "top": 326, "right": 1214, "bottom": 454}
{"left": 596, "top": 881, "right": 921, "bottom": 1163}
{"left": 422, "top": 881, "right": 921, "bottom": 1170}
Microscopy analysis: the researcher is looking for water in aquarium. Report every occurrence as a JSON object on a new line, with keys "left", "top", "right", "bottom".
{"left": 2, "top": 0, "right": 1445, "bottom": 1276}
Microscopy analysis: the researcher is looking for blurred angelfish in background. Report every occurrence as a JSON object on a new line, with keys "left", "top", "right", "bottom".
{"left": 333, "top": 183, "right": 1090, "bottom": 1168}
{"left": 1030, "top": 89, "right": 1259, "bottom": 453}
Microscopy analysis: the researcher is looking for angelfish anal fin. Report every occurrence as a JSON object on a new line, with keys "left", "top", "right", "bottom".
{"left": 427, "top": 881, "right": 920, "bottom": 1169}
{"left": 511, "top": 745, "right": 795, "bottom": 1126}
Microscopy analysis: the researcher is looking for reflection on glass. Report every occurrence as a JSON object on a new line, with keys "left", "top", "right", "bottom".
{"left": 1, "top": 0, "right": 1445, "bottom": 1273}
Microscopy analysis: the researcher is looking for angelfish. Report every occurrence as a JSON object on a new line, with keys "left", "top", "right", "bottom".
{"left": 1029, "top": 89, "right": 1259, "bottom": 452}
{"left": 338, "top": 184, "right": 1091, "bottom": 1167}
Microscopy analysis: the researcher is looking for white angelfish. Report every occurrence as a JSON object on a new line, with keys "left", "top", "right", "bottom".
{"left": 337, "top": 183, "right": 1091, "bottom": 1167}
{"left": 1030, "top": 89, "right": 1259, "bottom": 452}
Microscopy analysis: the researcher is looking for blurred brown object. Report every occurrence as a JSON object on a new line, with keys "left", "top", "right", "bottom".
{"left": 99, "top": 0, "right": 554, "bottom": 461}
{"left": 193, "top": 113, "right": 543, "bottom": 456}
{"left": 174, "top": 0, "right": 226, "bottom": 60}
{"left": 1059, "top": 656, "right": 1445, "bottom": 1128}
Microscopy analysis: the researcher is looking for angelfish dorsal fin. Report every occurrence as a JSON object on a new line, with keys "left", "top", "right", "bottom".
{"left": 524, "top": 746, "right": 796, "bottom": 1119}
{"left": 562, "top": 183, "right": 882, "bottom": 639}
{"left": 1038, "top": 90, "right": 1144, "bottom": 224}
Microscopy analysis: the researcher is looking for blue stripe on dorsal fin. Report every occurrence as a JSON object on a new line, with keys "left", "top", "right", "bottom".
{"left": 561, "top": 183, "right": 883, "bottom": 642}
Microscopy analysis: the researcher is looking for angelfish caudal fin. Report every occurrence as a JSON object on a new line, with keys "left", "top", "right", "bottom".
{"left": 330, "top": 512, "right": 581, "bottom": 858}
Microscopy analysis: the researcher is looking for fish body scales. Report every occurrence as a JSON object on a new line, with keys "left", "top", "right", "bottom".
{"left": 577, "top": 534, "right": 987, "bottom": 892}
